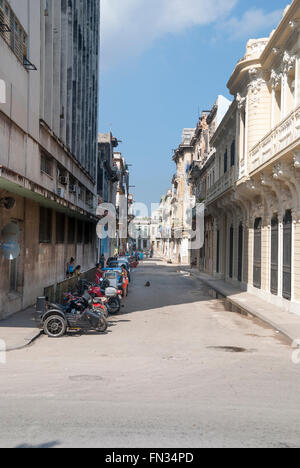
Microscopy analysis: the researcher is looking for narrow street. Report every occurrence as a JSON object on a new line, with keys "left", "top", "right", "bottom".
{"left": 0, "top": 260, "right": 300, "bottom": 448}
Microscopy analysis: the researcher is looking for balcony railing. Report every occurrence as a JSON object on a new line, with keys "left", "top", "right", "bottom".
{"left": 206, "top": 166, "right": 235, "bottom": 204}
{"left": 249, "top": 104, "right": 300, "bottom": 173}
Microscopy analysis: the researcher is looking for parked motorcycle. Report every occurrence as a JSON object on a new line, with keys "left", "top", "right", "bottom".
{"left": 64, "top": 291, "right": 109, "bottom": 318}
{"left": 36, "top": 294, "right": 108, "bottom": 338}
{"left": 79, "top": 279, "right": 122, "bottom": 315}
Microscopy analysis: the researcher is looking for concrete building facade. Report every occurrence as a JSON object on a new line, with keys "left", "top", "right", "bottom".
{"left": 97, "top": 133, "right": 120, "bottom": 259}
{"left": 0, "top": 0, "right": 100, "bottom": 318}
{"left": 114, "top": 152, "right": 130, "bottom": 254}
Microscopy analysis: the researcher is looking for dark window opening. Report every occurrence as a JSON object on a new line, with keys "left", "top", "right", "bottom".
{"left": 224, "top": 150, "right": 228, "bottom": 174}
{"left": 84, "top": 222, "right": 90, "bottom": 244}
{"left": 56, "top": 212, "right": 65, "bottom": 244}
{"left": 253, "top": 218, "right": 262, "bottom": 289}
{"left": 230, "top": 140, "right": 235, "bottom": 167}
{"left": 77, "top": 220, "right": 83, "bottom": 243}
{"left": 283, "top": 210, "right": 292, "bottom": 301}
{"left": 68, "top": 217, "right": 76, "bottom": 244}
{"left": 41, "top": 152, "right": 53, "bottom": 177}
{"left": 229, "top": 225, "right": 234, "bottom": 278}
{"left": 216, "top": 230, "right": 220, "bottom": 273}
{"left": 39, "top": 207, "right": 52, "bottom": 243}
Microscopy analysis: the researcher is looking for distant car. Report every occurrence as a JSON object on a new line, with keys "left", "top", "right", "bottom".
{"left": 101, "top": 268, "right": 123, "bottom": 289}
{"left": 108, "top": 259, "right": 131, "bottom": 282}
{"left": 108, "top": 258, "right": 131, "bottom": 272}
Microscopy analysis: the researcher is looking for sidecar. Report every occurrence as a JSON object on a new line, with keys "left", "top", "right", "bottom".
{"left": 36, "top": 296, "right": 107, "bottom": 338}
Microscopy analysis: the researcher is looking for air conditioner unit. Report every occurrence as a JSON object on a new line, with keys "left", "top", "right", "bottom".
{"left": 59, "top": 176, "right": 68, "bottom": 186}
{"left": 57, "top": 188, "right": 65, "bottom": 198}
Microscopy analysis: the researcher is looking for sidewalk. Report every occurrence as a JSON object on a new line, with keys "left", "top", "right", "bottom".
{"left": 182, "top": 267, "right": 300, "bottom": 345}
{"left": 0, "top": 307, "right": 41, "bottom": 352}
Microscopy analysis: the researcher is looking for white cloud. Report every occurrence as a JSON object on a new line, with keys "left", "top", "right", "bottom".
{"left": 100, "top": 0, "right": 238, "bottom": 69}
{"left": 222, "top": 8, "right": 284, "bottom": 40}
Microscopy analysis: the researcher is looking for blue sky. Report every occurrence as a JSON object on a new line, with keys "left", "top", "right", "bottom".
{"left": 99, "top": 0, "right": 289, "bottom": 210}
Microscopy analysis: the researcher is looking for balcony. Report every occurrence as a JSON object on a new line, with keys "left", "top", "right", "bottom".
{"left": 206, "top": 167, "right": 235, "bottom": 204}
{"left": 249, "top": 104, "right": 300, "bottom": 173}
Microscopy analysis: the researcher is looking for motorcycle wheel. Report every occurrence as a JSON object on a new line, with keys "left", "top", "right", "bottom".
{"left": 107, "top": 297, "right": 121, "bottom": 315}
{"left": 44, "top": 315, "right": 67, "bottom": 338}
{"left": 97, "top": 316, "right": 108, "bottom": 333}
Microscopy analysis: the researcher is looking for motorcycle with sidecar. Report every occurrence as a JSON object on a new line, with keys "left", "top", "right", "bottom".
{"left": 36, "top": 294, "right": 108, "bottom": 338}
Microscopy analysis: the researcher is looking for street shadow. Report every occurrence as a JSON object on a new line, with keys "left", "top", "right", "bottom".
{"left": 0, "top": 260, "right": 231, "bottom": 330}
{"left": 0, "top": 308, "right": 38, "bottom": 329}
{"left": 16, "top": 440, "right": 60, "bottom": 448}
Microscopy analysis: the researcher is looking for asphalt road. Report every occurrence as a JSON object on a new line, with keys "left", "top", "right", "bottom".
{"left": 1, "top": 260, "right": 300, "bottom": 448}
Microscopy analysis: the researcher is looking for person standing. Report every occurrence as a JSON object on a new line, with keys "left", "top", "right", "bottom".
{"left": 100, "top": 254, "right": 105, "bottom": 269}
{"left": 95, "top": 263, "right": 103, "bottom": 284}
{"left": 121, "top": 265, "right": 128, "bottom": 297}
{"left": 66, "top": 258, "right": 75, "bottom": 278}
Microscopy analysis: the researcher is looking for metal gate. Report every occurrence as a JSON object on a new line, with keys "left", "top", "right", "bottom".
{"left": 270, "top": 216, "right": 279, "bottom": 296}
{"left": 283, "top": 210, "right": 292, "bottom": 301}
{"left": 253, "top": 218, "right": 262, "bottom": 289}
{"left": 238, "top": 224, "right": 243, "bottom": 282}
{"left": 229, "top": 225, "right": 234, "bottom": 278}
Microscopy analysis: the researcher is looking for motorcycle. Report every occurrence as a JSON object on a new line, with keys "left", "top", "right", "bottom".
{"left": 80, "top": 279, "right": 123, "bottom": 315}
{"left": 63, "top": 291, "right": 109, "bottom": 318}
{"left": 36, "top": 294, "right": 108, "bottom": 338}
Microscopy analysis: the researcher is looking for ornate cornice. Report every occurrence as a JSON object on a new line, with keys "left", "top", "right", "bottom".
{"left": 236, "top": 93, "right": 246, "bottom": 111}
{"left": 270, "top": 69, "right": 282, "bottom": 89}
{"left": 282, "top": 51, "right": 297, "bottom": 74}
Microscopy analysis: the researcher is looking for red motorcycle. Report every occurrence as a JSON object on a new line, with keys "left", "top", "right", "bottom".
{"left": 84, "top": 280, "right": 123, "bottom": 315}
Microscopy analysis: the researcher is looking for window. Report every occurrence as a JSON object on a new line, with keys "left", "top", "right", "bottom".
{"left": 78, "top": 184, "right": 85, "bottom": 201}
{"left": 86, "top": 191, "right": 94, "bottom": 208}
{"left": 41, "top": 152, "right": 53, "bottom": 177}
{"left": 253, "top": 218, "right": 262, "bottom": 289}
{"left": 0, "top": 1, "right": 28, "bottom": 65}
{"left": 56, "top": 212, "right": 65, "bottom": 244}
{"left": 68, "top": 217, "right": 75, "bottom": 244}
{"left": 230, "top": 141, "right": 235, "bottom": 167}
{"left": 69, "top": 176, "right": 77, "bottom": 195}
{"left": 77, "top": 220, "right": 83, "bottom": 243}
{"left": 224, "top": 150, "right": 228, "bottom": 174}
{"left": 39, "top": 207, "right": 52, "bottom": 243}
{"left": 84, "top": 222, "right": 91, "bottom": 244}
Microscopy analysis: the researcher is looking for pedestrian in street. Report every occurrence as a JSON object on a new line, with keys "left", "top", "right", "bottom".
{"left": 66, "top": 257, "right": 75, "bottom": 278}
{"left": 121, "top": 265, "right": 128, "bottom": 297}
